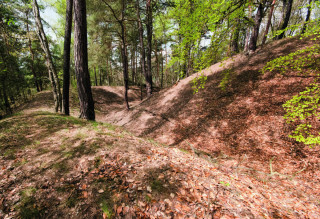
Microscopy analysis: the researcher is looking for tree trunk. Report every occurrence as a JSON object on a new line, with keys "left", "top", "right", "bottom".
{"left": 131, "top": 46, "right": 136, "bottom": 84}
{"left": 106, "top": 56, "right": 110, "bottom": 85}
{"left": 94, "top": 67, "right": 98, "bottom": 86}
{"left": 2, "top": 80, "right": 11, "bottom": 114}
{"left": 146, "top": 0, "right": 153, "bottom": 96}
{"left": 161, "top": 50, "right": 164, "bottom": 89}
{"left": 33, "top": 0, "right": 62, "bottom": 112}
{"left": 26, "top": 10, "right": 40, "bottom": 92}
{"left": 136, "top": 0, "right": 147, "bottom": 97}
{"left": 121, "top": 0, "right": 130, "bottom": 110}
{"left": 244, "top": 4, "right": 252, "bottom": 52}
{"left": 99, "top": 68, "right": 102, "bottom": 86}
{"left": 155, "top": 39, "right": 160, "bottom": 83}
{"left": 231, "top": 18, "right": 241, "bottom": 54}
{"left": 262, "top": 0, "right": 276, "bottom": 45}
{"left": 74, "top": 0, "right": 95, "bottom": 120}
{"left": 275, "top": 0, "right": 293, "bottom": 40}
{"left": 249, "top": 2, "right": 265, "bottom": 52}
{"left": 62, "top": 0, "right": 73, "bottom": 115}
{"left": 301, "top": 0, "right": 312, "bottom": 34}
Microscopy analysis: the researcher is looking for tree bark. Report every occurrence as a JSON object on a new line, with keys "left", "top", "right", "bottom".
{"left": 161, "top": 50, "right": 164, "bottom": 89}
{"left": 2, "top": 80, "right": 11, "bottom": 114}
{"left": 275, "top": 0, "right": 293, "bottom": 40}
{"left": 155, "top": 39, "right": 160, "bottom": 83}
{"left": 146, "top": 0, "right": 153, "bottom": 96}
{"left": 33, "top": 0, "right": 62, "bottom": 112}
{"left": 74, "top": 0, "right": 95, "bottom": 120}
{"left": 106, "top": 56, "right": 110, "bottom": 85}
{"left": 99, "top": 68, "right": 102, "bottom": 86}
{"left": 94, "top": 67, "right": 98, "bottom": 86}
{"left": 249, "top": 2, "right": 265, "bottom": 52}
{"left": 244, "top": 3, "right": 252, "bottom": 52}
{"left": 120, "top": 0, "right": 130, "bottom": 109}
{"left": 136, "top": 0, "right": 147, "bottom": 97}
{"left": 301, "top": 0, "right": 312, "bottom": 34}
{"left": 231, "top": 18, "right": 241, "bottom": 54}
{"left": 62, "top": 0, "right": 73, "bottom": 115}
{"left": 262, "top": 0, "right": 276, "bottom": 45}
{"left": 131, "top": 46, "right": 136, "bottom": 84}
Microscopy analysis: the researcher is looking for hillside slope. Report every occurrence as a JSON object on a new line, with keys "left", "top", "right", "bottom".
{"left": 1, "top": 112, "right": 319, "bottom": 218}
{"left": 2, "top": 36, "right": 319, "bottom": 218}
{"left": 100, "top": 36, "right": 320, "bottom": 183}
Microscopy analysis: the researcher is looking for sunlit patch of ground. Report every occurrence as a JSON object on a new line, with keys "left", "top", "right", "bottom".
{"left": 0, "top": 111, "right": 319, "bottom": 218}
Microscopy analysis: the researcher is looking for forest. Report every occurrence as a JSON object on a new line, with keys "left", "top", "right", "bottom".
{"left": 1, "top": 0, "right": 320, "bottom": 218}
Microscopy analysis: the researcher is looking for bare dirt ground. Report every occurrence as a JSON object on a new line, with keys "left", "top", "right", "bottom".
{"left": 90, "top": 37, "right": 320, "bottom": 195}
{"left": 0, "top": 36, "right": 319, "bottom": 218}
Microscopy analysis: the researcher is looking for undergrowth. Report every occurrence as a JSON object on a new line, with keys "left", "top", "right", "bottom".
{"left": 262, "top": 34, "right": 320, "bottom": 147}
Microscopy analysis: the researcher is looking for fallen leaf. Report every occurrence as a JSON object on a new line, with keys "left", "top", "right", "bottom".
{"left": 117, "top": 206, "right": 122, "bottom": 214}
{"left": 123, "top": 206, "right": 130, "bottom": 214}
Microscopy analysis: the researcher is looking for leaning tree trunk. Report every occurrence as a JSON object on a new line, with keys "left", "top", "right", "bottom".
{"left": 275, "top": 0, "right": 293, "bottom": 40}
{"left": 146, "top": 0, "right": 153, "bottom": 96}
{"left": 74, "top": 0, "right": 95, "bottom": 120}
{"left": 249, "top": 2, "right": 265, "bottom": 52}
{"left": 262, "top": 0, "right": 276, "bottom": 45}
{"left": 62, "top": 0, "right": 73, "bottom": 115}
{"left": 33, "top": 0, "right": 62, "bottom": 112}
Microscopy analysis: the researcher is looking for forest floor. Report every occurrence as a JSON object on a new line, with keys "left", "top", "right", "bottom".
{"left": 1, "top": 36, "right": 320, "bottom": 218}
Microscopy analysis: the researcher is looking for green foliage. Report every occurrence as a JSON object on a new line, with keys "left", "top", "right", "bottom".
{"left": 191, "top": 72, "right": 207, "bottom": 94}
{"left": 262, "top": 43, "right": 320, "bottom": 76}
{"left": 263, "top": 25, "right": 320, "bottom": 147}
{"left": 219, "top": 68, "right": 232, "bottom": 91}
{"left": 283, "top": 83, "right": 320, "bottom": 147}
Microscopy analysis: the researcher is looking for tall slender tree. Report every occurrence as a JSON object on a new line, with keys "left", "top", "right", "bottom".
{"left": 275, "top": 0, "right": 294, "bottom": 40}
{"left": 146, "top": 0, "right": 153, "bottom": 96}
{"left": 301, "top": 0, "right": 312, "bottom": 34}
{"left": 262, "top": 0, "right": 276, "bottom": 45}
{"left": 249, "top": 1, "right": 266, "bottom": 52}
{"left": 62, "top": 0, "right": 73, "bottom": 115}
{"left": 102, "top": 0, "right": 130, "bottom": 109}
{"left": 74, "top": 0, "right": 95, "bottom": 120}
{"left": 136, "top": 0, "right": 147, "bottom": 95}
{"left": 33, "top": 0, "right": 62, "bottom": 112}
